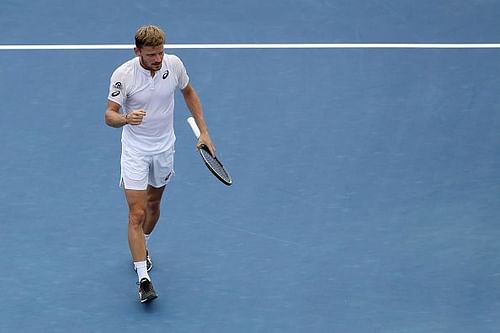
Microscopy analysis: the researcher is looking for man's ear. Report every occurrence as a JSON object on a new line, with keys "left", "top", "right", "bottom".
{"left": 134, "top": 47, "right": 141, "bottom": 56}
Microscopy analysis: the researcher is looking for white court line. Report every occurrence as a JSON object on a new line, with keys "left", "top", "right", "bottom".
{"left": 1, "top": 43, "right": 500, "bottom": 50}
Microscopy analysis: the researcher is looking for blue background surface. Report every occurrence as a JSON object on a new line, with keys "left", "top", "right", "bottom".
{"left": 1, "top": 1, "right": 500, "bottom": 332}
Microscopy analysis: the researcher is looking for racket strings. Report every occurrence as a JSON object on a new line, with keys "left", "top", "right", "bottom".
{"left": 200, "top": 149, "right": 232, "bottom": 184}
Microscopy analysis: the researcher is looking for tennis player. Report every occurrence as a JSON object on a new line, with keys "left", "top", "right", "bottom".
{"left": 104, "top": 25, "right": 215, "bottom": 303}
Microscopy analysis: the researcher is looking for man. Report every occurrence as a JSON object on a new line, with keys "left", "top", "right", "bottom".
{"left": 104, "top": 25, "right": 215, "bottom": 303}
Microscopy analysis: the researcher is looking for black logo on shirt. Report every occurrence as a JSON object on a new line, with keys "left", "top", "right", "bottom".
{"left": 162, "top": 70, "right": 169, "bottom": 79}
{"left": 113, "top": 81, "right": 122, "bottom": 89}
{"left": 111, "top": 91, "right": 120, "bottom": 97}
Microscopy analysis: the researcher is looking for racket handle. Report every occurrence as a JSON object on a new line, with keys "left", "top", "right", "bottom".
{"left": 187, "top": 117, "right": 201, "bottom": 138}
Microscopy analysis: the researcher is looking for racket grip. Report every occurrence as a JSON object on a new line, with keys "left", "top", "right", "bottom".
{"left": 187, "top": 117, "right": 201, "bottom": 138}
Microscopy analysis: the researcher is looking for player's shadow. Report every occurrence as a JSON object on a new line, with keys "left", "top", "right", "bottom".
{"left": 139, "top": 298, "right": 162, "bottom": 313}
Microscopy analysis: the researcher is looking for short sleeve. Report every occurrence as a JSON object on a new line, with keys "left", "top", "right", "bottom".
{"left": 170, "top": 55, "right": 190, "bottom": 89}
{"left": 107, "top": 69, "right": 126, "bottom": 106}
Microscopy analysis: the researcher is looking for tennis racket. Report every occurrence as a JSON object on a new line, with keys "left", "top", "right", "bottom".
{"left": 187, "top": 117, "right": 232, "bottom": 186}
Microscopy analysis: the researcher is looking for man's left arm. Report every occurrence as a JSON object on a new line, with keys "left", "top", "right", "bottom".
{"left": 181, "top": 83, "right": 216, "bottom": 156}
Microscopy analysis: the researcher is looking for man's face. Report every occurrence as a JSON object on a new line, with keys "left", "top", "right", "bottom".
{"left": 135, "top": 45, "right": 164, "bottom": 71}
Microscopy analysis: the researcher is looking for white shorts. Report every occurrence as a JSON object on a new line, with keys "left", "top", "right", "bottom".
{"left": 120, "top": 146, "right": 175, "bottom": 190}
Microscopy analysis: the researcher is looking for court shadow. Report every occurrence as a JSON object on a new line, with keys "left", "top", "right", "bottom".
{"left": 138, "top": 296, "right": 163, "bottom": 314}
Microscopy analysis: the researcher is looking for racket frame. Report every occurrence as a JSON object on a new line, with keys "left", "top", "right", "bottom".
{"left": 187, "top": 117, "right": 232, "bottom": 186}
{"left": 198, "top": 144, "right": 232, "bottom": 185}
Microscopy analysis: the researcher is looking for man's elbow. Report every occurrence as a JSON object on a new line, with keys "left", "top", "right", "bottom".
{"left": 104, "top": 110, "right": 116, "bottom": 127}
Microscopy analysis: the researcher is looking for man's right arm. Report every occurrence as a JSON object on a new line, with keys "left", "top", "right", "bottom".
{"left": 105, "top": 100, "right": 128, "bottom": 128}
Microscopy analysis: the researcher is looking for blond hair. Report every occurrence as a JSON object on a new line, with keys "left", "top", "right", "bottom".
{"left": 135, "top": 25, "right": 165, "bottom": 48}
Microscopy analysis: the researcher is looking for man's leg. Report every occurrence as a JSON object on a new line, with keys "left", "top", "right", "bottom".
{"left": 143, "top": 185, "right": 166, "bottom": 235}
{"left": 120, "top": 148, "right": 159, "bottom": 302}
{"left": 144, "top": 147, "right": 174, "bottom": 234}
{"left": 140, "top": 148, "right": 174, "bottom": 271}
{"left": 141, "top": 185, "right": 166, "bottom": 271}
{"left": 124, "top": 189, "right": 148, "bottom": 264}
{"left": 124, "top": 188, "right": 158, "bottom": 302}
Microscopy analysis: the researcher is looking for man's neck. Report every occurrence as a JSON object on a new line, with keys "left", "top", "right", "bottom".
{"left": 139, "top": 58, "right": 156, "bottom": 77}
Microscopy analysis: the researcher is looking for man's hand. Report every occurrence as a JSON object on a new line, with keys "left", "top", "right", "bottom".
{"left": 197, "top": 132, "right": 216, "bottom": 157}
{"left": 126, "top": 110, "right": 147, "bottom": 125}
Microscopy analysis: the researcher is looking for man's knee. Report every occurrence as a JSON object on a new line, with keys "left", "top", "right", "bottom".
{"left": 129, "top": 207, "right": 147, "bottom": 226}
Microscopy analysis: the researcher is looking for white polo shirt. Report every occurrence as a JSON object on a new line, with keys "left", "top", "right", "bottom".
{"left": 108, "top": 54, "right": 189, "bottom": 154}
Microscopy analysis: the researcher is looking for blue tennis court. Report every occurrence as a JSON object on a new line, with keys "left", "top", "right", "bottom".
{"left": 1, "top": 1, "right": 500, "bottom": 332}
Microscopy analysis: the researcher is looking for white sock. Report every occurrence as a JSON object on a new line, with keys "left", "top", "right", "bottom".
{"left": 134, "top": 261, "right": 150, "bottom": 282}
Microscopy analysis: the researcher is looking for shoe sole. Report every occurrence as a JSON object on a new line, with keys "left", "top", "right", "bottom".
{"left": 140, "top": 292, "right": 158, "bottom": 303}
